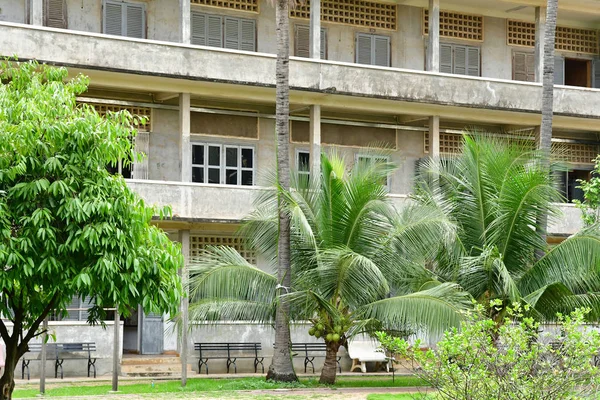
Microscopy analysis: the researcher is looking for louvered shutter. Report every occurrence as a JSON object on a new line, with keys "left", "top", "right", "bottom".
{"left": 356, "top": 33, "right": 373, "bottom": 65}
{"left": 513, "top": 52, "right": 528, "bottom": 81}
{"left": 207, "top": 15, "right": 223, "bottom": 47}
{"left": 240, "top": 19, "right": 256, "bottom": 51}
{"left": 440, "top": 44, "right": 453, "bottom": 73}
{"left": 554, "top": 56, "right": 565, "bottom": 85}
{"left": 224, "top": 17, "right": 240, "bottom": 49}
{"left": 295, "top": 25, "right": 310, "bottom": 57}
{"left": 191, "top": 12, "right": 207, "bottom": 45}
{"left": 466, "top": 46, "right": 480, "bottom": 76}
{"left": 133, "top": 131, "right": 150, "bottom": 180}
{"left": 525, "top": 53, "right": 535, "bottom": 81}
{"left": 104, "top": 1, "right": 122, "bottom": 36}
{"left": 80, "top": 296, "right": 93, "bottom": 321}
{"left": 453, "top": 45, "right": 467, "bottom": 75}
{"left": 374, "top": 35, "right": 390, "bottom": 67}
{"left": 44, "top": 0, "right": 67, "bottom": 29}
{"left": 65, "top": 296, "right": 80, "bottom": 321}
{"left": 320, "top": 28, "right": 327, "bottom": 59}
{"left": 593, "top": 58, "right": 600, "bottom": 89}
{"left": 125, "top": 3, "right": 144, "bottom": 38}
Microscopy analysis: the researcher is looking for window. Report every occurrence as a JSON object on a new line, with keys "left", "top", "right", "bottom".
{"left": 191, "top": 12, "right": 256, "bottom": 51}
{"left": 512, "top": 51, "right": 535, "bottom": 82}
{"left": 44, "top": 0, "right": 67, "bottom": 29}
{"left": 294, "top": 25, "right": 327, "bottom": 59}
{"left": 440, "top": 43, "right": 480, "bottom": 76}
{"left": 355, "top": 154, "right": 390, "bottom": 188}
{"left": 103, "top": 0, "right": 145, "bottom": 38}
{"left": 52, "top": 296, "right": 93, "bottom": 321}
{"left": 190, "top": 235, "right": 256, "bottom": 264}
{"left": 424, "top": 10, "right": 484, "bottom": 42}
{"left": 554, "top": 56, "right": 600, "bottom": 88}
{"left": 290, "top": 0, "right": 397, "bottom": 30}
{"left": 191, "top": 144, "right": 255, "bottom": 185}
{"left": 356, "top": 33, "right": 390, "bottom": 67}
{"left": 297, "top": 150, "right": 310, "bottom": 178}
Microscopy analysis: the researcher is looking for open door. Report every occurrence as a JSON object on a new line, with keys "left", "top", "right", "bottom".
{"left": 140, "top": 309, "right": 164, "bottom": 355}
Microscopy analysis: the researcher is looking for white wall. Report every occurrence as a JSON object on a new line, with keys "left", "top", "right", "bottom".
{"left": 0, "top": 0, "right": 25, "bottom": 23}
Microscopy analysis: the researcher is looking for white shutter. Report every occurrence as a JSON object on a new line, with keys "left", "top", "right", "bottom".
{"left": 440, "top": 44, "right": 453, "bottom": 73}
{"left": 207, "top": 15, "right": 223, "bottom": 47}
{"left": 45, "top": 0, "right": 67, "bottom": 29}
{"left": 466, "top": 46, "right": 480, "bottom": 76}
{"left": 295, "top": 25, "right": 310, "bottom": 58}
{"left": 554, "top": 56, "right": 565, "bottom": 85}
{"left": 453, "top": 45, "right": 467, "bottom": 75}
{"left": 133, "top": 131, "right": 150, "bottom": 180}
{"left": 374, "top": 35, "right": 390, "bottom": 67}
{"left": 103, "top": 1, "right": 123, "bottom": 36}
{"left": 125, "top": 3, "right": 144, "bottom": 38}
{"left": 224, "top": 17, "right": 240, "bottom": 49}
{"left": 191, "top": 12, "right": 207, "bottom": 45}
{"left": 356, "top": 33, "right": 373, "bottom": 65}
{"left": 594, "top": 58, "right": 600, "bottom": 89}
{"left": 240, "top": 19, "right": 256, "bottom": 51}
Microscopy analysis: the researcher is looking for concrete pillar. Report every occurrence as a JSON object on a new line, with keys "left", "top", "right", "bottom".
{"left": 534, "top": 6, "right": 547, "bottom": 83}
{"left": 39, "top": 318, "right": 48, "bottom": 394}
{"left": 179, "top": 93, "right": 192, "bottom": 182}
{"left": 178, "top": 229, "right": 190, "bottom": 387}
{"left": 426, "top": 0, "right": 440, "bottom": 72}
{"left": 309, "top": 0, "right": 321, "bottom": 59}
{"left": 30, "top": 0, "right": 44, "bottom": 26}
{"left": 309, "top": 105, "right": 321, "bottom": 176}
{"left": 112, "top": 308, "right": 120, "bottom": 392}
{"left": 179, "top": 0, "right": 191, "bottom": 44}
{"left": 429, "top": 116, "right": 440, "bottom": 158}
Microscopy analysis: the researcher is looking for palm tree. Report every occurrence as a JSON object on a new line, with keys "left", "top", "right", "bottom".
{"left": 412, "top": 135, "right": 600, "bottom": 323}
{"left": 188, "top": 152, "right": 471, "bottom": 384}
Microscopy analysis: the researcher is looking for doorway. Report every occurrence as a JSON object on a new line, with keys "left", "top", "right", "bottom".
{"left": 564, "top": 58, "right": 591, "bottom": 88}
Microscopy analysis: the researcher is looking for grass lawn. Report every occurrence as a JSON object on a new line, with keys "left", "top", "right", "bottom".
{"left": 12, "top": 375, "right": 428, "bottom": 398}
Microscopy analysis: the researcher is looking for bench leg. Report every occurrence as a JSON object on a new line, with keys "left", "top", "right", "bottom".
{"left": 254, "top": 357, "right": 264, "bottom": 373}
{"left": 88, "top": 358, "right": 97, "bottom": 378}
{"left": 22, "top": 360, "right": 30, "bottom": 380}
{"left": 226, "top": 358, "right": 237, "bottom": 374}
{"left": 198, "top": 359, "right": 208, "bottom": 375}
{"left": 55, "top": 359, "right": 64, "bottom": 379}
{"left": 337, "top": 357, "right": 342, "bottom": 373}
{"left": 350, "top": 358, "right": 364, "bottom": 373}
{"left": 304, "top": 357, "right": 315, "bottom": 374}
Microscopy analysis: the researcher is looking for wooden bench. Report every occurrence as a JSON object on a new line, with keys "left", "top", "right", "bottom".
{"left": 21, "top": 342, "right": 97, "bottom": 380}
{"left": 291, "top": 343, "right": 342, "bottom": 373}
{"left": 194, "top": 342, "right": 264, "bottom": 374}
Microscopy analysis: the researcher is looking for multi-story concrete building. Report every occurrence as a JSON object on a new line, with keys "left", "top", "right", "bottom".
{"left": 0, "top": 0, "right": 597, "bottom": 376}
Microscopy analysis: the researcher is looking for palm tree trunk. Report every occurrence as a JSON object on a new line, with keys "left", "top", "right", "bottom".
{"left": 319, "top": 341, "right": 340, "bottom": 385}
{"left": 266, "top": 0, "right": 297, "bottom": 383}
{"left": 536, "top": 0, "right": 558, "bottom": 253}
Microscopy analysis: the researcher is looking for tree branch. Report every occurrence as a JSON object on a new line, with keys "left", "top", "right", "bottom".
{"left": 19, "top": 292, "right": 59, "bottom": 353}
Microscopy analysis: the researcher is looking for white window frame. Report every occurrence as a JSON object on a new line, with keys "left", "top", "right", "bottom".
{"left": 296, "top": 149, "right": 310, "bottom": 178}
{"left": 191, "top": 143, "right": 256, "bottom": 186}
{"left": 355, "top": 154, "right": 391, "bottom": 189}
{"left": 103, "top": 0, "right": 146, "bottom": 39}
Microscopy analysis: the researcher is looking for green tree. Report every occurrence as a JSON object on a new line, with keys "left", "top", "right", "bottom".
{"left": 575, "top": 154, "right": 600, "bottom": 226}
{"left": 412, "top": 135, "right": 600, "bottom": 323}
{"left": 189, "top": 152, "right": 470, "bottom": 385}
{"left": 0, "top": 61, "right": 183, "bottom": 399}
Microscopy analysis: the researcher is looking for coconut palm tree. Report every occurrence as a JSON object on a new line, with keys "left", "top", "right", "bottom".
{"left": 188, "top": 152, "right": 471, "bottom": 384}
{"left": 412, "top": 135, "right": 600, "bottom": 323}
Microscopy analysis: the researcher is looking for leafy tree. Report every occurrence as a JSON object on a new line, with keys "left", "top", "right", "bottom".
{"left": 575, "top": 155, "right": 600, "bottom": 226}
{"left": 412, "top": 135, "right": 600, "bottom": 323}
{"left": 0, "top": 61, "right": 182, "bottom": 399}
{"left": 189, "top": 152, "right": 470, "bottom": 385}
{"left": 377, "top": 303, "right": 600, "bottom": 400}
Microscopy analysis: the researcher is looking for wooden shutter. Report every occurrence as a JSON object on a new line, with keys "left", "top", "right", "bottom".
{"left": 320, "top": 29, "right": 327, "bottom": 59}
{"left": 593, "top": 58, "right": 600, "bottom": 89}
{"left": 513, "top": 52, "right": 535, "bottom": 82}
{"left": 554, "top": 56, "right": 565, "bottom": 85}
{"left": 104, "top": 1, "right": 123, "bottom": 36}
{"left": 466, "top": 46, "right": 480, "bottom": 76}
{"left": 207, "top": 15, "right": 223, "bottom": 47}
{"left": 191, "top": 12, "right": 207, "bottom": 45}
{"left": 440, "top": 44, "right": 453, "bottom": 73}
{"left": 133, "top": 131, "right": 150, "bottom": 180}
{"left": 224, "top": 17, "right": 240, "bottom": 49}
{"left": 374, "top": 35, "right": 390, "bottom": 67}
{"left": 454, "top": 45, "right": 467, "bottom": 75}
{"left": 125, "top": 3, "right": 145, "bottom": 38}
{"left": 295, "top": 25, "right": 310, "bottom": 58}
{"left": 240, "top": 18, "right": 256, "bottom": 51}
{"left": 44, "top": 0, "right": 67, "bottom": 29}
{"left": 356, "top": 33, "right": 373, "bottom": 65}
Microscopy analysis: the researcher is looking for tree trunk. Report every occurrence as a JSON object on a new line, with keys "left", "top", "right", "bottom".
{"left": 536, "top": 0, "right": 558, "bottom": 252}
{"left": 266, "top": 0, "right": 297, "bottom": 383}
{"left": 0, "top": 339, "right": 21, "bottom": 400}
{"left": 319, "top": 341, "right": 340, "bottom": 385}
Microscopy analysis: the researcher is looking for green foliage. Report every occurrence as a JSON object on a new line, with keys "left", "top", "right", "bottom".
{"left": 0, "top": 61, "right": 182, "bottom": 360}
{"left": 575, "top": 155, "right": 600, "bottom": 226}
{"left": 377, "top": 304, "right": 600, "bottom": 400}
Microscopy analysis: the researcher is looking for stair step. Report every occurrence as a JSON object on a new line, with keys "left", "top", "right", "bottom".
{"left": 121, "top": 358, "right": 193, "bottom": 377}
{"left": 122, "top": 357, "right": 181, "bottom": 366}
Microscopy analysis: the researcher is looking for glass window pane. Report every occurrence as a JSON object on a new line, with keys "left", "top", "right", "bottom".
{"left": 226, "top": 170, "right": 238, "bottom": 185}
{"left": 208, "top": 168, "right": 220, "bottom": 184}
{"left": 298, "top": 152, "right": 310, "bottom": 172}
{"left": 192, "top": 145, "right": 204, "bottom": 165}
{"left": 241, "top": 170, "right": 253, "bottom": 186}
{"left": 192, "top": 167, "right": 204, "bottom": 183}
{"left": 241, "top": 148, "right": 253, "bottom": 168}
{"left": 226, "top": 147, "right": 238, "bottom": 167}
{"left": 208, "top": 146, "right": 220, "bottom": 166}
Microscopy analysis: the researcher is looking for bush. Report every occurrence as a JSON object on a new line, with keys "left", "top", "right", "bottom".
{"left": 377, "top": 302, "right": 600, "bottom": 400}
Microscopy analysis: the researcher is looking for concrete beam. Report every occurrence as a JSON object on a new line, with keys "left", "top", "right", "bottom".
{"left": 30, "top": 0, "right": 43, "bottom": 26}
{"left": 180, "top": 0, "right": 191, "bottom": 44}
{"left": 309, "top": 0, "right": 321, "bottom": 59}
{"left": 534, "top": 6, "right": 546, "bottom": 83}
{"left": 426, "top": 0, "right": 440, "bottom": 72}
{"left": 429, "top": 116, "right": 440, "bottom": 158}
{"left": 179, "top": 93, "right": 191, "bottom": 182}
{"left": 309, "top": 105, "right": 321, "bottom": 176}
{"left": 178, "top": 229, "right": 190, "bottom": 387}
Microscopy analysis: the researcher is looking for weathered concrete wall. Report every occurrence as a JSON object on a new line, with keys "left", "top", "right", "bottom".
{"left": 0, "top": 0, "right": 25, "bottom": 23}
{"left": 66, "top": 0, "right": 101, "bottom": 33}
{"left": 482, "top": 16, "right": 512, "bottom": 80}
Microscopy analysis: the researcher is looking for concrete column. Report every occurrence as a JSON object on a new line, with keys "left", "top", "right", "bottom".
{"left": 178, "top": 229, "right": 190, "bottom": 387}
{"left": 39, "top": 318, "right": 48, "bottom": 394}
{"left": 426, "top": 0, "right": 440, "bottom": 72}
{"left": 309, "top": 0, "right": 321, "bottom": 59}
{"left": 112, "top": 308, "right": 120, "bottom": 392}
{"left": 309, "top": 105, "right": 321, "bottom": 176}
{"left": 179, "top": 0, "right": 191, "bottom": 44}
{"left": 30, "top": 0, "right": 44, "bottom": 26}
{"left": 179, "top": 93, "right": 192, "bottom": 182}
{"left": 534, "top": 6, "right": 547, "bottom": 83}
{"left": 429, "top": 116, "right": 440, "bottom": 158}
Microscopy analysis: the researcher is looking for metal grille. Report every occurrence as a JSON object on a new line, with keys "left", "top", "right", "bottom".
{"left": 508, "top": 20, "right": 599, "bottom": 54}
{"left": 554, "top": 143, "right": 599, "bottom": 164}
{"left": 79, "top": 102, "right": 151, "bottom": 132}
{"left": 424, "top": 132, "right": 463, "bottom": 154}
{"left": 191, "top": 0, "right": 258, "bottom": 13}
{"left": 290, "top": 0, "right": 397, "bottom": 30}
{"left": 190, "top": 235, "right": 256, "bottom": 265}
{"left": 424, "top": 10, "right": 483, "bottom": 42}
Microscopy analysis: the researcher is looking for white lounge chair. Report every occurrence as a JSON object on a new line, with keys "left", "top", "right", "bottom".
{"left": 348, "top": 337, "right": 389, "bottom": 373}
